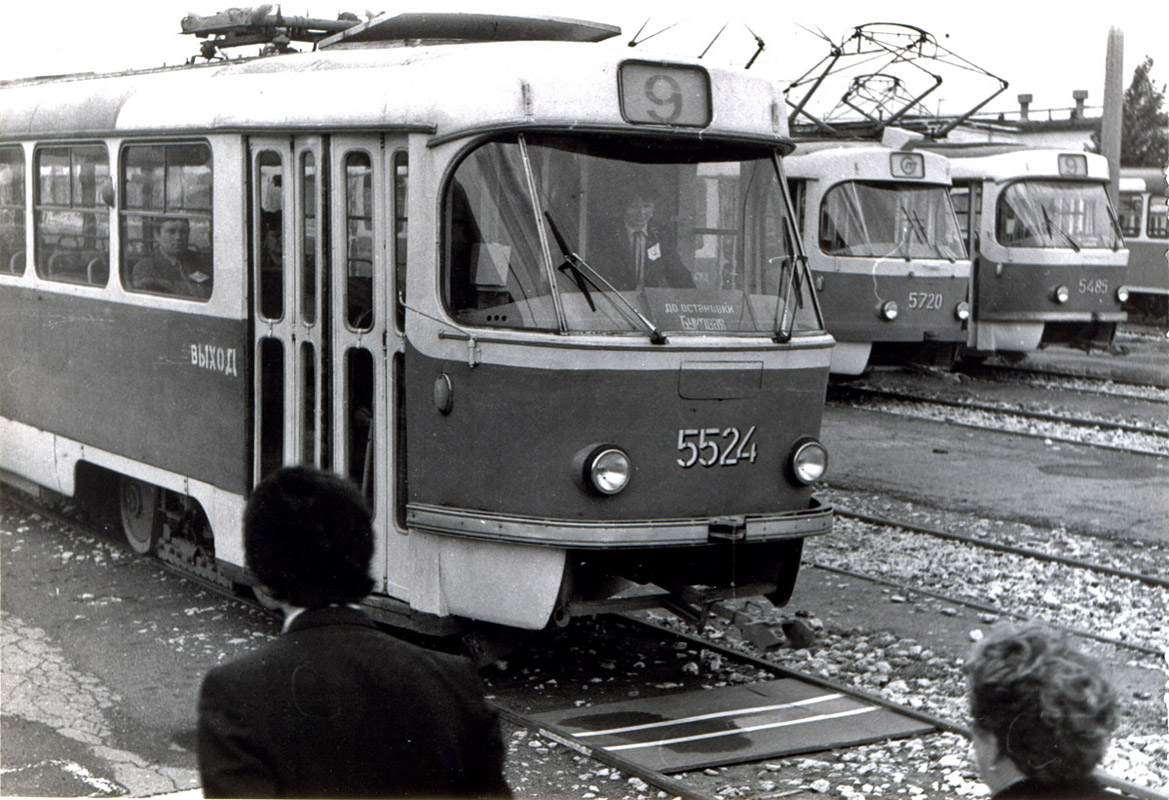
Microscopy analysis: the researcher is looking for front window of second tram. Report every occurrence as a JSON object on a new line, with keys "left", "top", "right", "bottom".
{"left": 819, "top": 180, "right": 967, "bottom": 260}
{"left": 443, "top": 133, "right": 821, "bottom": 338}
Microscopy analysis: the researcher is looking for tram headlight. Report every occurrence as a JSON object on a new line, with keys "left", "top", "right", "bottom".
{"left": 1053, "top": 285, "right": 1070, "bottom": 304}
{"left": 955, "top": 301, "right": 971, "bottom": 321}
{"left": 587, "top": 447, "right": 631, "bottom": 495}
{"left": 789, "top": 438, "right": 828, "bottom": 485}
{"left": 879, "top": 300, "right": 899, "bottom": 321}
{"left": 1116, "top": 286, "right": 1131, "bottom": 303}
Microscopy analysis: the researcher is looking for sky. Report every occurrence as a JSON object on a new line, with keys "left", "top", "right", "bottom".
{"left": 1, "top": 0, "right": 1165, "bottom": 122}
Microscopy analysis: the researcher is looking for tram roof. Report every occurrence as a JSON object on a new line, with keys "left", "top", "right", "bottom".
{"left": 784, "top": 140, "right": 953, "bottom": 183}
{"left": 930, "top": 146, "right": 1112, "bottom": 182}
{"left": 1119, "top": 166, "right": 1168, "bottom": 195}
{"left": 0, "top": 40, "right": 790, "bottom": 144}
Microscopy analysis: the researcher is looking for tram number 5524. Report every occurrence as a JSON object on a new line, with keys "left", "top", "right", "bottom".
{"left": 677, "top": 426, "right": 758, "bottom": 468}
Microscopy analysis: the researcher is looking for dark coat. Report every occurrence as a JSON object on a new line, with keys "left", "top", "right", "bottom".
{"left": 993, "top": 776, "right": 1116, "bottom": 799}
{"left": 197, "top": 606, "right": 510, "bottom": 799}
{"left": 131, "top": 251, "right": 211, "bottom": 298}
{"left": 586, "top": 223, "right": 694, "bottom": 290}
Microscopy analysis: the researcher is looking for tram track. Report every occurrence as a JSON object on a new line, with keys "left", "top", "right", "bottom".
{"left": 828, "top": 383, "right": 1169, "bottom": 458}
{"left": 957, "top": 361, "right": 1169, "bottom": 402}
{"left": 807, "top": 498, "right": 1167, "bottom": 657}
{"left": 485, "top": 612, "right": 1163, "bottom": 800}
{"left": 5, "top": 487, "right": 1167, "bottom": 800}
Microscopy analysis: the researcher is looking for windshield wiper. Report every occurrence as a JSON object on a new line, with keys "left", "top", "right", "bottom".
{"left": 905, "top": 206, "right": 955, "bottom": 262}
{"left": 1041, "top": 206, "right": 1081, "bottom": 252}
{"left": 542, "top": 211, "right": 667, "bottom": 344}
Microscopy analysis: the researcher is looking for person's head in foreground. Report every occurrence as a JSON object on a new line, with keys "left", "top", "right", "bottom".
{"left": 965, "top": 623, "right": 1117, "bottom": 798}
{"left": 244, "top": 465, "right": 374, "bottom": 610}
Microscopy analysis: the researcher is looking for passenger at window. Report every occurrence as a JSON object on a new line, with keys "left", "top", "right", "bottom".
{"left": 132, "top": 216, "right": 211, "bottom": 298}
{"left": 964, "top": 623, "right": 1118, "bottom": 799}
{"left": 590, "top": 190, "right": 694, "bottom": 290}
{"left": 197, "top": 466, "right": 510, "bottom": 799}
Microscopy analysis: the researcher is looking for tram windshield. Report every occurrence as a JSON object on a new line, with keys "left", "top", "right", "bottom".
{"left": 819, "top": 181, "right": 966, "bottom": 260}
{"left": 443, "top": 133, "right": 821, "bottom": 337}
{"left": 996, "top": 180, "right": 1122, "bottom": 250}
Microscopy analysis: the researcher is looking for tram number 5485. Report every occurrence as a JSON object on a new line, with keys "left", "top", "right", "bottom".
{"left": 677, "top": 426, "right": 758, "bottom": 468}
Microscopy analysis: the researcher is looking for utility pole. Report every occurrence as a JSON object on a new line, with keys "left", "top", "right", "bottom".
{"left": 1101, "top": 28, "right": 1124, "bottom": 207}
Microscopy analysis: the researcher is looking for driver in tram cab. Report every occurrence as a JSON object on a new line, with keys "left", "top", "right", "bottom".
{"left": 591, "top": 189, "right": 694, "bottom": 291}
{"left": 131, "top": 215, "right": 212, "bottom": 298}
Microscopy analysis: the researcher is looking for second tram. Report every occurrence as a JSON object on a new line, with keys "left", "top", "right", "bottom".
{"left": 785, "top": 142, "right": 970, "bottom": 374}
{"left": 0, "top": 12, "right": 834, "bottom": 634}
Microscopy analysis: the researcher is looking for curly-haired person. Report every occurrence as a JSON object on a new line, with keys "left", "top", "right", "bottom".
{"left": 965, "top": 623, "right": 1119, "bottom": 799}
{"left": 197, "top": 466, "right": 510, "bottom": 799}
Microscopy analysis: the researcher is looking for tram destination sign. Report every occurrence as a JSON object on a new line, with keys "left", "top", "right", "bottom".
{"left": 619, "top": 61, "right": 712, "bottom": 127}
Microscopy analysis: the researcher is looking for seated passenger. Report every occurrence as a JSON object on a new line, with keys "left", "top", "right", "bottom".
{"left": 132, "top": 216, "right": 211, "bottom": 298}
{"left": 589, "top": 191, "right": 694, "bottom": 291}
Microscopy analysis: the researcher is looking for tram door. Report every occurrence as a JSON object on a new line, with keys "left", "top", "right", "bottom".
{"left": 249, "top": 134, "right": 406, "bottom": 597}
{"left": 328, "top": 134, "right": 409, "bottom": 599}
{"left": 251, "top": 137, "right": 322, "bottom": 483}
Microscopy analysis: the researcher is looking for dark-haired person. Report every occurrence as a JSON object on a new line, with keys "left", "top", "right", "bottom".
{"left": 131, "top": 216, "right": 212, "bottom": 298}
{"left": 197, "top": 466, "right": 510, "bottom": 799}
{"left": 965, "top": 623, "right": 1118, "bottom": 799}
{"left": 590, "top": 191, "right": 694, "bottom": 291}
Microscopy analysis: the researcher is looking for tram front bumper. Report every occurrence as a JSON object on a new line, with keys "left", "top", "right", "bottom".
{"left": 406, "top": 496, "right": 832, "bottom": 548}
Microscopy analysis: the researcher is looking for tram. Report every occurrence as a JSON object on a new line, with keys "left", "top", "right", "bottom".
{"left": 923, "top": 144, "right": 1128, "bottom": 356}
{"left": 1117, "top": 167, "right": 1168, "bottom": 326}
{"left": 784, "top": 141, "right": 970, "bottom": 374}
{"left": 0, "top": 12, "right": 834, "bottom": 634}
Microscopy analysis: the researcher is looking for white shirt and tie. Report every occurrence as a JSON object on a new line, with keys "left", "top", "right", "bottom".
{"left": 630, "top": 228, "right": 647, "bottom": 285}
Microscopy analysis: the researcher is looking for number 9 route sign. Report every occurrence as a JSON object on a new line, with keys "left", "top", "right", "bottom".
{"left": 619, "top": 61, "right": 712, "bottom": 127}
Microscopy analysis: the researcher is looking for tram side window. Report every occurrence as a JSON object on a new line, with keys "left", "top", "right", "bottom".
{"left": 347, "top": 348, "right": 374, "bottom": 508}
{"left": 34, "top": 144, "right": 110, "bottom": 286}
{"left": 0, "top": 146, "right": 25, "bottom": 275}
{"left": 345, "top": 152, "right": 374, "bottom": 330}
{"left": 1148, "top": 197, "right": 1168, "bottom": 239}
{"left": 121, "top": 142, "right": 213, "bottom": 300}
{"left": 300, "top": 151, "right": 318, "bottom": 325}
{"left": 256, "top": 150, "right": 284, "bottom": 320}
{"left": 394, "top": 151, "right": 408, "bottom": 331}
{"left": 1117, "top": 194, "right": 1143, "bottom": 237}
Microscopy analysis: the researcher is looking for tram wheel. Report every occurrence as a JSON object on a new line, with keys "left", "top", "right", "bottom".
{"left": 119, "top": 477, "right": 161, "bottom": 555}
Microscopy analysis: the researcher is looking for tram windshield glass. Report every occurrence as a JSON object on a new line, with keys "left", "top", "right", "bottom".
{"left": 995, "top": 180, "right": 1122, "bottom": 250}
{"left": 444, "top": 133, "right": 821, "bottom": 336}
{"left": 819, "top": 181, "right": 965, "bottom": 260}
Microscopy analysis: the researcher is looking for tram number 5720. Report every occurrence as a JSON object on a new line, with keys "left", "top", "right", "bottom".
{"left": 907, "top": 292, "right": 944, "bottom": 310}
{"left": 677, "top": 426, "right": 758, "bottom": 468}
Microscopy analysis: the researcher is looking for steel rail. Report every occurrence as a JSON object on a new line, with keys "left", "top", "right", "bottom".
{"left": 962, "top": 362, "right": 1169, "bottom": 397}
{"left": 832, "top": 383, "right": 1168, "bottom": 436}
{"left": 833, "top": 506, "right": 1169, "bottom": 589}
{"left": 805, "top": 561, "right": 1163, "bottom": 658}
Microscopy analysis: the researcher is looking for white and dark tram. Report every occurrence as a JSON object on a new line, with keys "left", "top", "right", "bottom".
{"left": 0, "top": 12, "right": 834, "bottom": 634}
